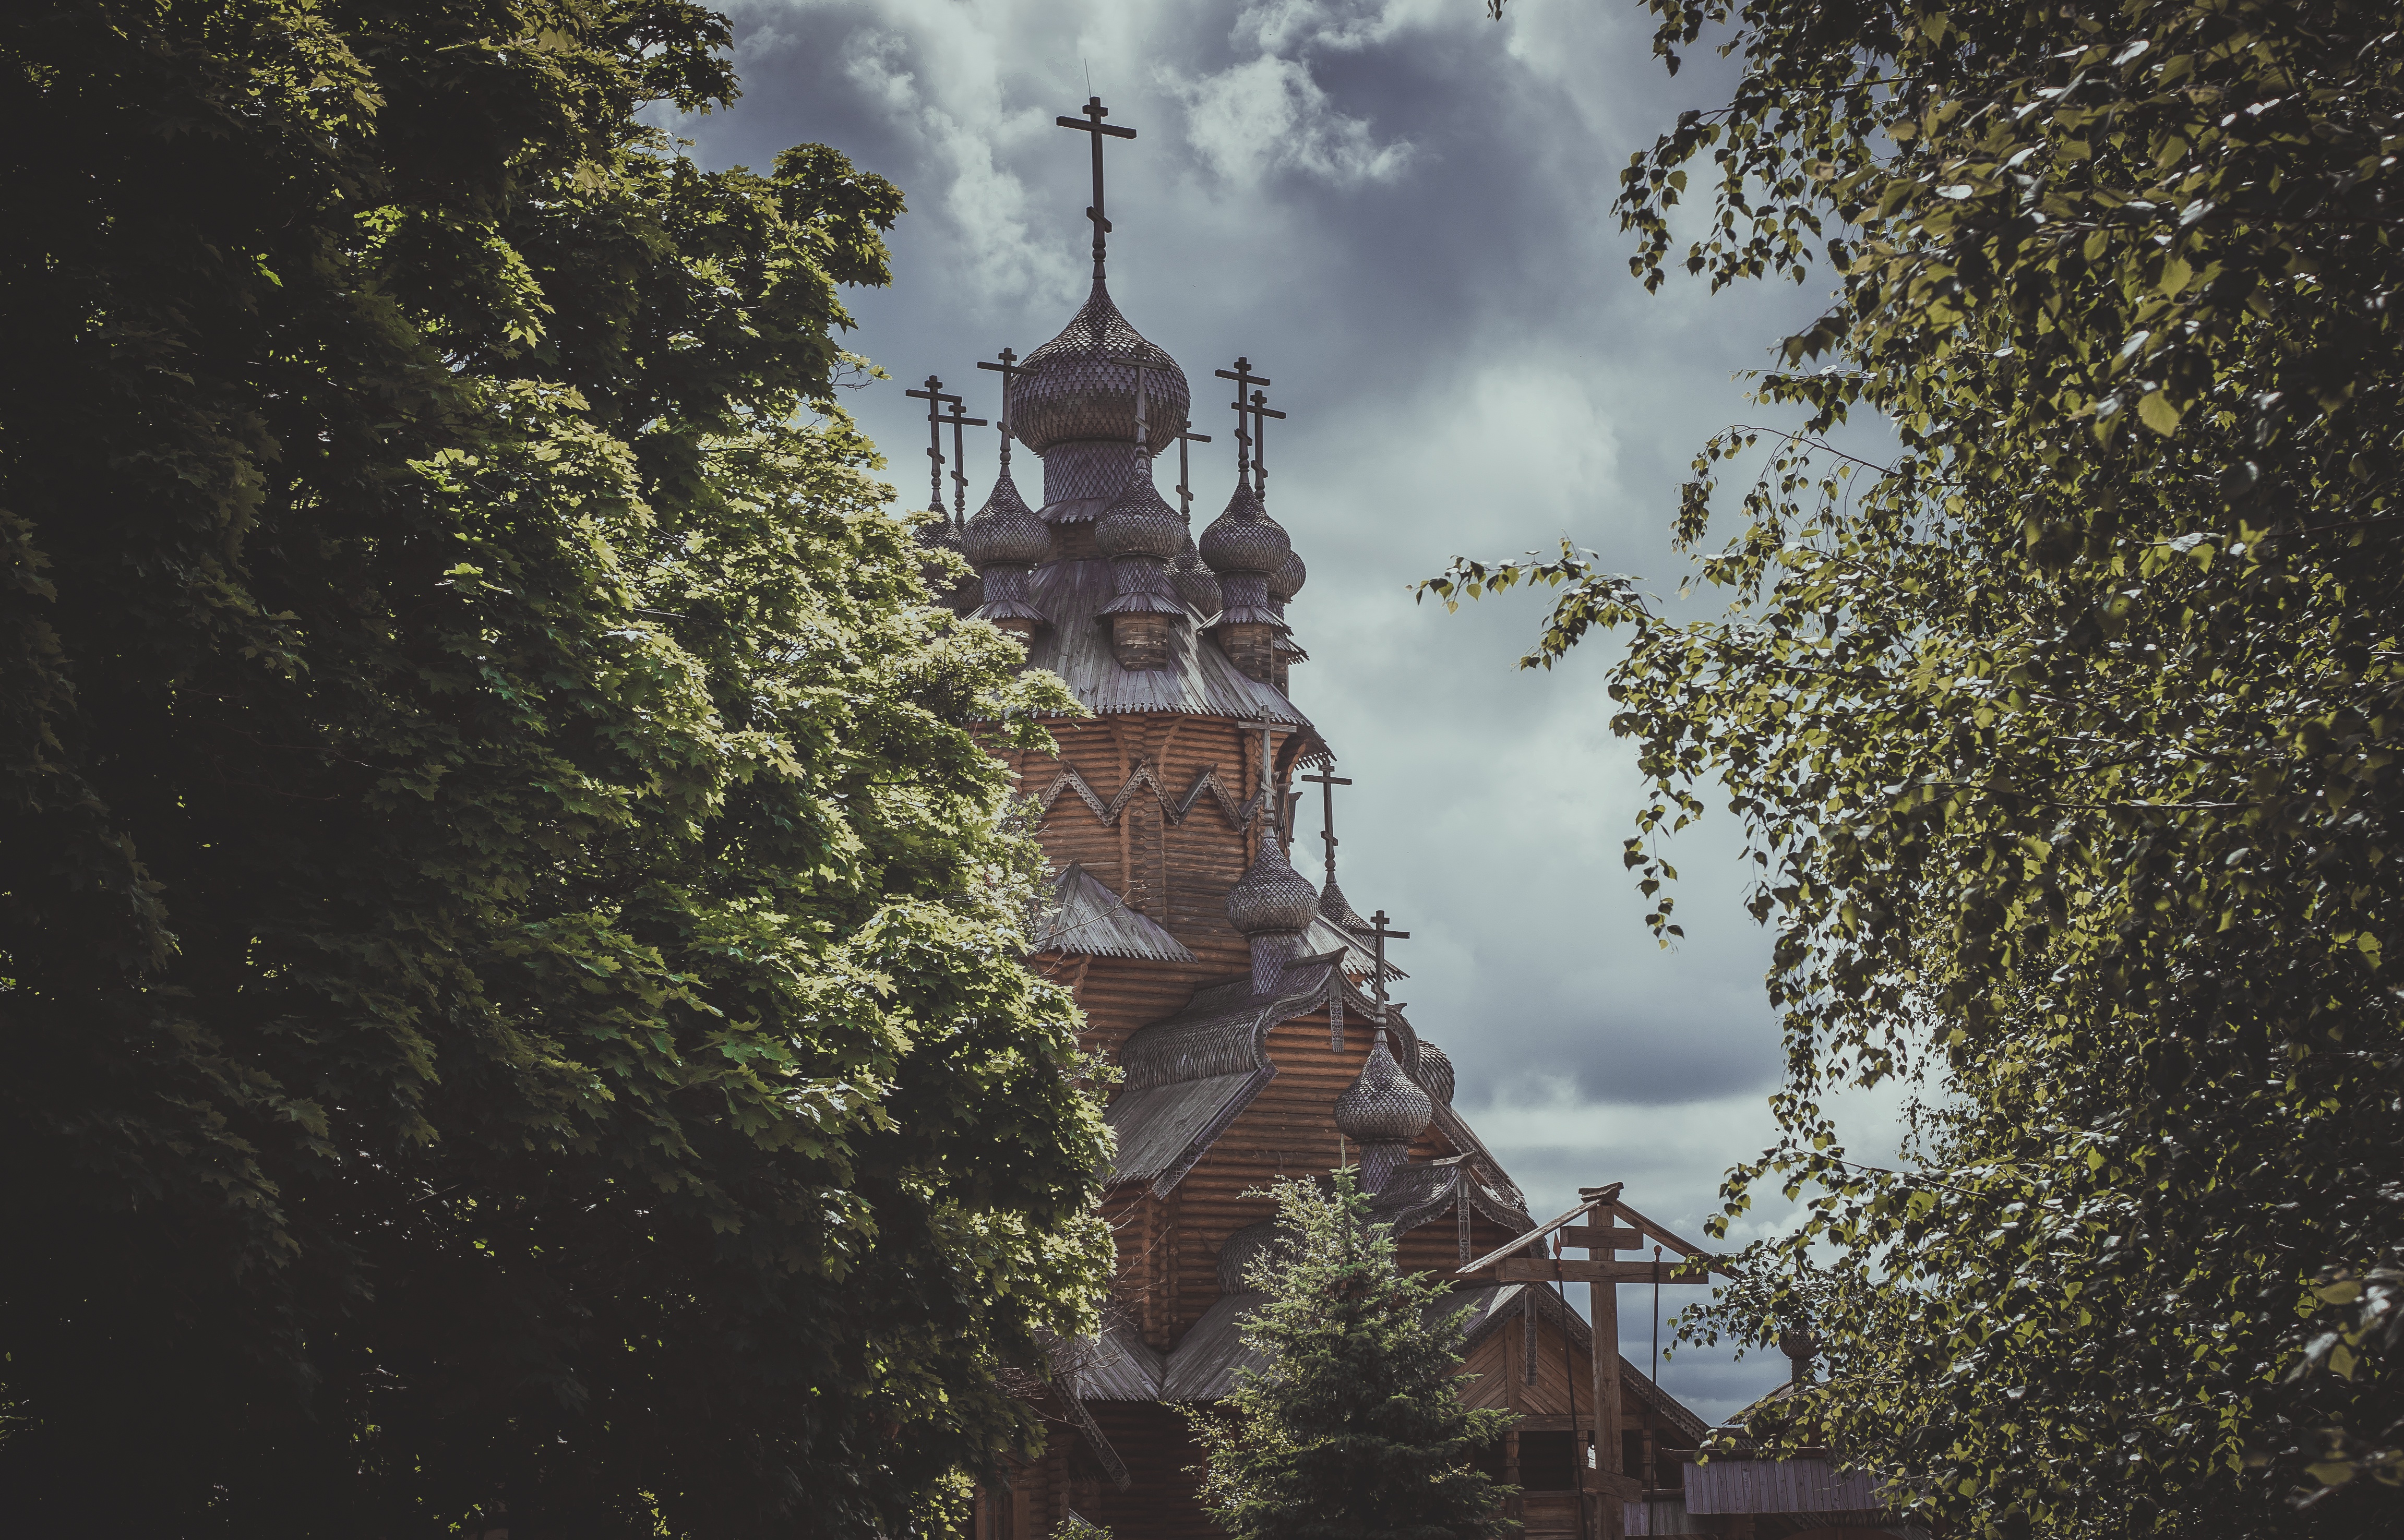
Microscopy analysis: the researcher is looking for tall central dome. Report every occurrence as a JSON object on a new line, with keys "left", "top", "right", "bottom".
{"left": 1008, "top": 279, "right": 1191, "bottom": 522}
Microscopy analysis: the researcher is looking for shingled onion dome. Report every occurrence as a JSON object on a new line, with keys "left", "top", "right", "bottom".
{"left": 963, "top": 465, "right": 1051, "bottom": 641}
{"left": 1336, "top": 1028, "right": 1434, "bottom": 1193}
{"left": 1318, "top": 872, "right": 1369, "bottom": 934}
{"left": 1007, "top": 279, "right": 1191, "bottom": 524}
{"left": 915, "top": 511, "right": 977, "bottom": 615}
{"left": 1225, "top": 834, "right": 1319, "bottom": 996}
{"left": 1171, "top": 535, "right": 1223, "bottom": 622}
{"left": 1267, "top": 547, "right": 1307, "bottom": 691}
{"left": 1410, "top": 1038, "right": 1455, "bottom": 1107}
{"left": 1095, "top": 470, "right": 1188, "bottom": 669}
{"left": 1199, "top": 480, "right": 1289, "bottom": 684}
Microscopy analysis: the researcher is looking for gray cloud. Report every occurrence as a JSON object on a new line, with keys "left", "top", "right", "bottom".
{"left": 670, "top": 0, "right": 1882, "bottom": 1426}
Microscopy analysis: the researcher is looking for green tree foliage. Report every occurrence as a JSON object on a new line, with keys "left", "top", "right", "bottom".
{"left": 0, "top": 3, "right": 1108, "bottom": 1533}
{"left": 1435, "top": 1, "right": 2403, "bottom": 1535}
{"left": 1191, "top": 1171, "right": 1516, "bottom": 1540}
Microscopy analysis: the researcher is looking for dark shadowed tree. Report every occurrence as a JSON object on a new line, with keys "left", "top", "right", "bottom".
{"left": 1437, "top": 1, "right": 2402, "bottom": 1536}
{"left": 1192, "top": 1171, "right": 1516, "bottom": 1540}
{"left": 0, "top": 3, "right": 1107, "bottom": 1533}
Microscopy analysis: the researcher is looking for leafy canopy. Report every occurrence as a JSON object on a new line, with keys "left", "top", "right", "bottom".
{"left": 0, "top": 2, "right": 1106, "bottom": 1534}
{"left": 1436, "top": 1, "right": 2403, "bottom": 1536}
{"left": 1192, "top": 1171, "right": 1516, "bottom": 1540}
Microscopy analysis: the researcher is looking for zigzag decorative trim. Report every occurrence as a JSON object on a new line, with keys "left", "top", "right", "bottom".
{"left": 1034, "top": 760, "right": 1265, "bottom": 831}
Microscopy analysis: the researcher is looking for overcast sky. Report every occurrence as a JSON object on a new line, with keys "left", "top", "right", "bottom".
{"left": 659, "top": 0, "right": 1901, "bottom": 1424}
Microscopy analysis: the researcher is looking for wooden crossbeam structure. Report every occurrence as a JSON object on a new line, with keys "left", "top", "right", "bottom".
{"left": 1462, "top": 1182, "right": 1731, "bottom": 1540}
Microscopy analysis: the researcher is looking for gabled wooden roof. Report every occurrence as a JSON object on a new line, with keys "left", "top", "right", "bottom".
{"left": 1032, "top": 863, "right": 1198, "bottom": 962}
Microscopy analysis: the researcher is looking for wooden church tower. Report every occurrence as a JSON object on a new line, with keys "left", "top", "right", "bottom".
{"left": 923, "top": 97, "right": 1713, "bottom": 1540}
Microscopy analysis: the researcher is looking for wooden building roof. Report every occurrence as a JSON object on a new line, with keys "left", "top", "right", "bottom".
{"left": 1017, "top": 558, "right": 1310, "bottom": 724}
{"left": 1034, "top": 863, "right": 1198, "bottom": 962}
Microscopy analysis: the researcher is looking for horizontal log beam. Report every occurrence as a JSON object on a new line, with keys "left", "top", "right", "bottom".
{"left": 1560, "top": 1225, "right": 1644, "bottom": 1252}
{"left": 1496, "top": 1257, "right": 1715, "bottom": 1285}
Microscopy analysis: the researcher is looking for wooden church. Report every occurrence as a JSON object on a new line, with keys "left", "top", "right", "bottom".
{"left": 917, "top": 98, "right": 1863, "bottom": 1540}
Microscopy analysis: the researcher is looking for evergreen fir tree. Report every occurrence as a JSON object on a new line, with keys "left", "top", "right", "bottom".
{"left": 1192, "top": 1170, "right": 1517, "bottom": 1540}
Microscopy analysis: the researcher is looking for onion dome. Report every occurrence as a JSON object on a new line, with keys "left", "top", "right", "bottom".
{"left": 1096, "top": 472, "right": 1188, "bottom": 629}
{"left": 1172, "top": 540, "right": 1223, "bottom": 619}
{"left": 1199, "top": 480, "right": 1290, "bottom": 579}
{"left": 1410, "top": 1039, "right": 1455, "bottom": 1106}
{"left": 914, "top": 513, "right": 975, "bottom": 613}
{"left": 961, "top": 466, "right": 1051, "bottom": 569}
{"left": 1269, "top": 548, "right": 1307, "bottom": 603}
{"left": 1336, "top": 1033, "right": 1433, "bottom": 1144}
{"left": 1007, "top": 279, "right": 1190, "bottom": 458}
{"left": 1217, "top": 1218, "right": 1296, "bottom": 1291}
{"left": 964, "top": 467, "right": 1049, "bottom": 631}
{"left": 1336, "top": 1031, "right": 1434, "bottom": 1186}
{"left": 1095, "top": 474, "right": 1187, "bottom": 562}
{"left": 1318, "top": 874, "right": 1369, "bottom": 933}
{"left": 1225, "top": 837, "right": 1319, "bottom": 936}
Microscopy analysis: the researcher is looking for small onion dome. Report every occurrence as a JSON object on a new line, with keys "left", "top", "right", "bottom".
{"left": 1225, "top": 837, "right": 1320, "bottom": 936}
{"left": 1335, "top": 1032, "right": 1435, "bottom": 1146}
{"left": 960, "top": 466, "right": 1051, "bottom": 569}
{"left": 914, "top": 512, "right": 975, "bottom": 611}
{"left": 1318, "top": 874, "right": 1369, "bottom": 933}
{"left": 1269, "top": 547, "right": 1307, "bottom": 603}
{"left": 1200, "top": 480, "right": 1290, "bottom": 578}
{"left": 1095, "top": 474, "right": 1187, "bottom": 562}
{"left": 1008, "top": 278, "right": 1191, "bottom": 457}
{"left": 915, "top": 510, "right": 965, "bottom": 567}
{"left": 1410, "top": 1039, "right": 1455, "bottom": 1106}
{"left": 1172, "top": 540, "right": 1223, "bottom": 619}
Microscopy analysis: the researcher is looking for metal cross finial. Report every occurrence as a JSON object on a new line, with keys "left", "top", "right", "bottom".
{"left": 1056, "top": 97, "right": 1137, "bottom": 279}
{"left": 1299, "top": 766, "right": 1352, "bottom": 890}
{"left": 975, "top": 346, "right": 1025, "bottom": 473}
{"left": 1248, "top": 388, "right": 1287, "bottom": 509}
{"left": 1173, "top": 426, "right": 1212, "bottom": 518}
{"left": 1214, "top": 358, "right": 1271, "bottom": 491}
{"left": 1366, "top": 909, "right": 1410, "bottom": 1026}
{"left": 937, "top": 396, "right": 989, "bottom": 521}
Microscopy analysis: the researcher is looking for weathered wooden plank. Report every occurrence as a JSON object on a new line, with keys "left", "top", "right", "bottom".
{"left": 1561, "top": 1225, "right": 1644, "bottom": 1251}
{"left": 1499, "top": 1258, "right": 1713, "bottom": 1285}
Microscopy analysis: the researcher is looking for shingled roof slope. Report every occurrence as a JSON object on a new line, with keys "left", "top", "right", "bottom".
{"left": 1033, "top": 863, "right": 1198, "bottom": 961}
{"left": 1020, "top": 558, "right": 1310, "bottom": 724}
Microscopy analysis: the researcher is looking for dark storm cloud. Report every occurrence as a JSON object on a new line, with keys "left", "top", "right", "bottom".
{"left": 659, "top": 0, "right": 1884, "bottom": 1422}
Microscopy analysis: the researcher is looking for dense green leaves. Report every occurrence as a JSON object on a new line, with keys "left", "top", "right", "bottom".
{"left": 1440, "top": 1, "right": 2403, "bottom": 1535}
{"left": 0, "top": 3, "right": 1106, "bottom": 1534}
{"left": 1192, "top": 1172, "right": 1516, "bottom": 1540}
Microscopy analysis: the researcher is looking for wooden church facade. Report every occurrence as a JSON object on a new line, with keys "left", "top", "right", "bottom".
{"left": 918, "top": 97, "right": 1743, "bottom": 1540}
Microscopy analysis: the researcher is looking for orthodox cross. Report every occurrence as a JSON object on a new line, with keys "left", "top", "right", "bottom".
{"left": 1173, "top": 427, "right": 1212, "bottom": 517}
{"left": 1055, "top": 96, "right": 1136, "bottom": 279}
{"left": 1303, "top": 765, "right": 1354, "bottom": 1050}
{"left": 1248, "top": 388, "right": 1287, "bottom": 509}
{"left": 1299, "top": 766, "right": 1350, "bottom": 890}
{"left": 938, "top": 395, "right": 988, "bottom": 521}
{"left": 1366, "top": 910, "right": 1408, "bottom": 1026}
{"left": 1253, "top": 720, "right": 1282, "bottom": 839}
{"left": 974, "top": 346, "right": 1025, "bottom": 472}
{"left": 903, "top": 375, "right": 961, "bottom": 515}
{"left": 1120, "top": 355, "right": 1166, "bottom": 452}
{"left": 1214, "top": 358, "right": 1270, "bottom": 489}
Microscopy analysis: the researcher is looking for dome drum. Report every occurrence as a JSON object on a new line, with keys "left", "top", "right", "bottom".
{"left": 1042, "top": 441, "right": 1151, "bottom": 522}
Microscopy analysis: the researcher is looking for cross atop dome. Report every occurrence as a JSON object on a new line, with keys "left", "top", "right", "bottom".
{"left": 1056, "top": 96, "right": 1135, "bottom": 280}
